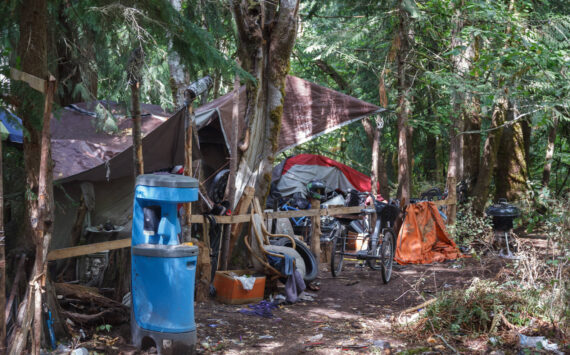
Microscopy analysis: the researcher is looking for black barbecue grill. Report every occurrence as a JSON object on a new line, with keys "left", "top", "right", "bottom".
{"left": 486, "top": 198, "right": 520, "bottom": 231}
{"left": 486, "top": 198, "right": 520, "bottom": 257}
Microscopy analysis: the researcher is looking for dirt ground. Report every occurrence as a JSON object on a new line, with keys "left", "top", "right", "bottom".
{"left": 192, "top": 254, "right": 507, "bottom": 354}
{"left": 71, "top": 234, "right": 559, "bottom": 354}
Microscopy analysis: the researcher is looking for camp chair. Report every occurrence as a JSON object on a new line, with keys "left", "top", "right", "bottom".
{"left": 244, "top": 198, "right": 306, "bottom": 280}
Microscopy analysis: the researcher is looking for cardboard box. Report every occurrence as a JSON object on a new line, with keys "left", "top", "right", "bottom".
{"left": 213, "top": 270, "right": 266, "bottom": 305}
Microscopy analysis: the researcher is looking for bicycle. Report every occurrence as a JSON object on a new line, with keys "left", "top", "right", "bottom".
{"left": 278, "top": 199, "right": 312, "bottom": 242}
{"left": 331, "top": 196, "right": 400, "bottom": 284}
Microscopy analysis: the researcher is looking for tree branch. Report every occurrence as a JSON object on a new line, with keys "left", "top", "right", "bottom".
{"left": 270, "top": 0, "right": 299, "bottom": 58}
{"left": 457, "top": 108, "right": 541, "bottom": 136}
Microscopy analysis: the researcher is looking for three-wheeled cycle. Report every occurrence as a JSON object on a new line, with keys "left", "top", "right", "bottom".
{"left": 330, "top": 195, "right": 400, "bottom": 284}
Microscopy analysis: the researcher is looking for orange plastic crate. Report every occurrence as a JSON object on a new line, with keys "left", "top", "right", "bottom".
{"left": 213, "top": 270, "right": 266, "bottom": 305}
{"left": 345, "top": 232, "right": 368, "bottom": 251}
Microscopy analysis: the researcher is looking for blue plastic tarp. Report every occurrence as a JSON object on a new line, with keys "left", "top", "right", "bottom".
{"left": 0, "top": 109, "right": 23, "bottom": 144}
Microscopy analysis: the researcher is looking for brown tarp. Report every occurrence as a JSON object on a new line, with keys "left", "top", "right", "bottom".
{"left": 54, "top": 76, "right": 383, "bottom": 183}
{"left": 52, "top": 103, "right": 184, "bottom": 183}
{"left": 198, "top": 75, "right": 384, "bottom": 153}
{"left": 395, "top": 202, "right": 464, "bottom": 264}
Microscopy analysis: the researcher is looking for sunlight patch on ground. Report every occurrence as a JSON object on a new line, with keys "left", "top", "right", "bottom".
{"left": 307, "top": 306, "right": 362, "bottom": 320}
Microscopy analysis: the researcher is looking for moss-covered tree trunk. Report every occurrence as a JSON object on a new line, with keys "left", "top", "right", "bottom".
{"left": 472, "top": 98, "right": 508, "bottom": 214}
{"left": 494, "top": 112, "right": 530, "bottom": 201}
{"left": 230, "top": 0, "right": 299, "bottom": 205}
{"left": 10, "top": 1, "right": 59, "bottom": 353}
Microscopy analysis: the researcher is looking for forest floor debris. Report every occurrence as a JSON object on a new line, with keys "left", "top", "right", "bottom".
{"left": 50, "top": 234, "right": 567, "bottom": 354}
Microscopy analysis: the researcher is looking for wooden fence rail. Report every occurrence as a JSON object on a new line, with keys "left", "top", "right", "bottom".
{"left": 47, "top": 200, "right": 454, "bottom": 261}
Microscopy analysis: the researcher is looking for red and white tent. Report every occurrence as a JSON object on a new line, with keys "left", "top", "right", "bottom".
{"left": 273, "top": 154, "right": 376, "bottom": 198}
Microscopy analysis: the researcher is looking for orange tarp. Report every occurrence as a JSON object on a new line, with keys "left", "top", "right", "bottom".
{"left": 395, "top": 202, "right": 463, "bottom": 265}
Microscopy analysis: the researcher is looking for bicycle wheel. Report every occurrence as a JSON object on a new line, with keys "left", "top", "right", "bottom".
{"left": 366, "top": 237, "right": 382, "bottom": 270}
{"left": 331, "top": 228, "right": 346, "bottom": 277}
{"left": 380, "top": 229, "right": 395, "bottom": 284}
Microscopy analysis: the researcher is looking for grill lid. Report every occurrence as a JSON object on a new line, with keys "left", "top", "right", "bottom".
{"left": 486, "top": 198, "right": 520, "bottom": 218}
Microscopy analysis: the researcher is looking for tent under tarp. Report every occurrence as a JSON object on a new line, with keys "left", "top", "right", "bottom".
{"left": 54, "top": 76, "right": 384, "bottom": 184}
{"left": 49, "top": 76, "right": 383, "bottom": 251}
{"left": 271, "top": 154, "right": 376, "bottom": 199}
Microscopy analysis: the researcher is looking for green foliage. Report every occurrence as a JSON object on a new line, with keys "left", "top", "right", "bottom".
{"left": 450, "top": 199, "right": 493, "bottom": 247}
{"left": 291, "top": 0, "right": 570, "bottom": 192}
{"left": 96, "top": 324, "right": 112, "bottom": 332}
{"left": 424, "top": 278, "right": 547, "bottom": 336}
{"left": 517, "top": 182, "right": 570, "bottom": 250}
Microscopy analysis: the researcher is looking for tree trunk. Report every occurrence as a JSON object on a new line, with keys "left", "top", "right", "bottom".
{"left": 542, "top": 117, "right": 558, "bottom": 187}
{"left": 396, "top": 2, "right": 412, "bottom": 204}
{"left": 494, "top": 109, "right": 530, "bottom": 201}
{"left": 446, "top": 0, "right": 472, "bottom": 224}
{"left": 463, "top": 36, "right": 482, "bottom": 188}
{"left": 230, "top": 0, "right": 299, "bottom": 207}
{"left": 471, "top": 98, "right": 508, "bottom": 214}
{"left": 361, "top": 117, "right": 390, "bottom": 199}
{"left": 0, "top": 135, "right": 5, "bottom": 353}
{"left": 131, "top": 82, "right": 144, "bottom": 176}
{"left": 463, "top": 96, "right": 481, "bottom": 190}
{"left": 9, "top": 1, "right": 55, "bottom": 353}
{"left": 128, "top": 47, "right": 145, "bottom": 177}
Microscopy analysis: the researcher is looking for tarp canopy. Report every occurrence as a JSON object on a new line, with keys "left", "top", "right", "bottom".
{"left": 272, "top": 154, "right": 375, "bottom": 198}
{"left": 52, "top": 102, "right": 180, "bottom": 182}
{"left": 395, "top": 202, "right": 464, "bottom": 264}
{"left": 54, "top": 76, "right": 384, "bottom": 183}
{"left": 196, "top": 75, "right": 385, "bottom": 153}
{"left": 0, "top": 109, "right": 23, "bottom": 144}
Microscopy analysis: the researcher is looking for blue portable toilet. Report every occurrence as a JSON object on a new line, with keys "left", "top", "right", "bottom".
{"left": 131, "top": 174, "right": 199, "bottom": 355}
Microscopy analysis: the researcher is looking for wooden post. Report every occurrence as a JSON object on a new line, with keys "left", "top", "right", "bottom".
{"left": 0, "top": 120, "right": 5, "bottom": 353}
{"left": 28, "top": 76, "right": 56, "bottom": 355}
{"left": 310, "top": 198, "right": 321, "bottom": 263}
{"left": 447, "top": 176, "right": 457, "bottom": 225}
{"left": 220, "top": 67, "right": 240, "bottom": 271}
{"left": 183, "top": 105, "right": 193, "bottom": 240}
{"left": 371, "top": 116, "right": 380, "bottom": 197}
